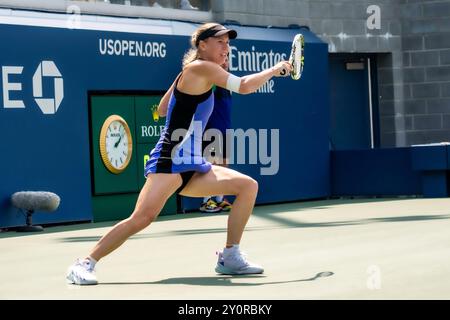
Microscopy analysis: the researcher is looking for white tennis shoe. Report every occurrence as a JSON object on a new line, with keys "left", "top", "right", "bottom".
{"left": 215, "top": 246, "right": 264, "bottom": 275}
{"left": 66, "top": 259, "right": 98, "bottom": 285}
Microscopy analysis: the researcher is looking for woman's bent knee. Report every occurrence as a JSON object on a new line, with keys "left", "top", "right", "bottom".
{"left": 236, "top": 176, "right": 258, "bottom": 195}
{"left": 129, "top": 210, "right": 157, "bottom": 232}
{"left": 248, "top": 177, "right": 258, "bottom": 194}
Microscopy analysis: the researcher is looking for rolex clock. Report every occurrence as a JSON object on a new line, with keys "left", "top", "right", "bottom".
{"left": 99, "top": 115, "right": 133, "bottom": 174}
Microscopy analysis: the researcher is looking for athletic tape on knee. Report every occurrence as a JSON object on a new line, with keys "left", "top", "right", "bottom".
{"left": 226, "top": 74, "right": 241, "bottom": 93}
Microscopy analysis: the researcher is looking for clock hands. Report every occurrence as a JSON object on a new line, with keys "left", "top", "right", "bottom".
{"left": 114, "top": 132, "right": 124, "bottom": 148}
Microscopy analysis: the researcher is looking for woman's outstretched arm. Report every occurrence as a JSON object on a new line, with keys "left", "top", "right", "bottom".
{"left": 193, "top": 60, "right": 292, "bottom": 95}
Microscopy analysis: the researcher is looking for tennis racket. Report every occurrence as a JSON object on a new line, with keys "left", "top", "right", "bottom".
{"left": 280, "top": 33, "right": 305, "bottom": 79}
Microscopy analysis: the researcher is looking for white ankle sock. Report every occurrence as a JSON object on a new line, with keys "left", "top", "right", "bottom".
{"left": 215, "top": 195, "right": 224, "bottom": 202}
{"left": 203, "top": 197, "right": 211, "bottom": 203}
{"left": 223, "top": 244, "right": 239, "bottom": 256}
{"left": 85, "top": 256, "right": 97, "bottom": 269}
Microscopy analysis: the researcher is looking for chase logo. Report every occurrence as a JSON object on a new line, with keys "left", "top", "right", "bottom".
{"left": 33, "top": 61, "right": 64, "bottom": 114}
{"left": 2, "top": 60, "right": 64, "bottom": 114}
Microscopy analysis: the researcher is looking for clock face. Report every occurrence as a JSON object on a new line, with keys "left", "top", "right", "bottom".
{"left": 105, "top": 120, "right": 129, "bottom": 169}
{"left": 99, "top": 115, "right": 133, "bottom": 174}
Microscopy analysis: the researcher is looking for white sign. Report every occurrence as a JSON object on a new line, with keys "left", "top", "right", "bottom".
{"left": 2, "top": 60, "right": 64, "bottom": 114}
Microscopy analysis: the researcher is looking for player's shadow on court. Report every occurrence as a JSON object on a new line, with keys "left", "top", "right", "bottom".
{"left": 56, "top": 213, "right": 450, "bottom": 243}
{"left": 101, "top": 271, "right": 334, "bottom": 287}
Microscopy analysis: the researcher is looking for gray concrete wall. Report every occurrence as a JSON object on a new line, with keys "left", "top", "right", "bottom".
{"left": 378, "top": 0, "right": 450, "bottom": 146}
{"left": 400, "top": 0, "right": 450, "bottom": 145}
{"left": 212, "top": 0, "right": 401, "bottom": 54}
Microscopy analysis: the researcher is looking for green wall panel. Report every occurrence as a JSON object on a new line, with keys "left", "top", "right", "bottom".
{"left": 135, "top": 96, "right": 165, "bottom": 144}
{"left": 91, "top": 95, "right": 178, "bottom": 222}
{"left": 92, "top": 193, "right": 138, "bottom": 222}
{"left": 92, "top": 191, "right": 176, "bottom": 222}
{"left": 90, "top": 96, "right": 139, "bottom": 195}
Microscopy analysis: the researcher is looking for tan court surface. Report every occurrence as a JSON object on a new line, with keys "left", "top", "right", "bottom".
{"left": 1, "top": 198, "right": 449, "bottom": 300}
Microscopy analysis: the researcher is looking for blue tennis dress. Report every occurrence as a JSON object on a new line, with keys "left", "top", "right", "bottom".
{"left": 205, "top": 86, "right": 232, "bottom": 135}
{"left": 144, "top": 80, "right": 214, "bottom": 176}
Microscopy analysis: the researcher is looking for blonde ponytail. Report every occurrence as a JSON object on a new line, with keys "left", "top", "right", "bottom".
{"left": 182, "top": 48, "right": 198, "bottom": 68}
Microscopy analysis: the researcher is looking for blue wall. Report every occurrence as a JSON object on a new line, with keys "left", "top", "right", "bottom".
{"left": 231, "top": 38, "right": 330, "bottom": 203}
{"left": 0, "top": 19, "right": 330, "bottom": 227}
{"left": 331, "top": 148, "right": 422, "bottom": 196}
